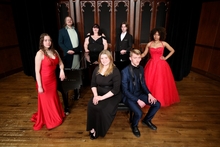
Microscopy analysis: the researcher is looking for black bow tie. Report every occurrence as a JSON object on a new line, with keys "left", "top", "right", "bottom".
{"left": 132, "top": 65, "right": 140, "bottom": 69}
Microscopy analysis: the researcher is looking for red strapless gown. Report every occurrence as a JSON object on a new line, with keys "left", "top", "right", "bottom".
{"left": 31, "top": 55, "right": 65, "bottom": 130}
{"left": 144, "top": 46, "right": 180, "bottom": 107}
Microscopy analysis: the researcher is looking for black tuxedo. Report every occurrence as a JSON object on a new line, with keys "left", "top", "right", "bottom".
{"left": 115, "top": 32, "right": 133, "bottom": 71}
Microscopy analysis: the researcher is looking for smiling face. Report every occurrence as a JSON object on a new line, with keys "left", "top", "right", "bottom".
{"left": 65, "top": 16, "right": 73, "bottom": 27}
{"left": 100, "top": 54, "right": 110, "bottom": 66}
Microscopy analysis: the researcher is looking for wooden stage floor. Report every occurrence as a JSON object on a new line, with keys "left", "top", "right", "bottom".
{"left": 0, "top": 71, "right": 220, "bottom": 147}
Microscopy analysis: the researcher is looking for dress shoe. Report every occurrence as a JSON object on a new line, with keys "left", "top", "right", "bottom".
{"left": 64, "top": 108, "right": 70, "bottom": 116}
{"left": 89, "top": 132, "right": 96, "bottom": 140}
{"left": 131, "top": 125, "right": 140, "bottom": 137}
{"left": 142, "top": 120, "right": 157, "bottom": 130}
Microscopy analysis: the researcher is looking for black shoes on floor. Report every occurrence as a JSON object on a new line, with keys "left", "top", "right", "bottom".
{"left": 89, "top": 132, "right": 96, "bottom": 140}
{"left": 64, "top": 108, "right": 70, "bottom": 116}
{"left": 142, "top": 120, "right": 157, "bottom": 130}
{"left": 131, "top": 125, "right": 141, "bottom": 138}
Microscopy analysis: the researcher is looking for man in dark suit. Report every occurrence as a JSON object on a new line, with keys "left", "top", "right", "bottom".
{"left": 58, "top": 16, "right": 81, "bottom": 102}
{"left": 115, "top": 22, "right": 133, "bottom": 71}
{"left": 121, "top": 49, "right": 161, "bottom": 137}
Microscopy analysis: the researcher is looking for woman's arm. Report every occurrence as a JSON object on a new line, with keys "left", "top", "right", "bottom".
{"left": 91, "top": 87, "right": 98, "bottom": 97}
{"left": 35, "top": 50, "right": 44, "bottom": 93}
{"left": 141, "top": 43, "right": 150, "bottom": 58}
{"left": 103, "top": 38, "right": 108, "bottom": 50}
{"left": 55, "top": 50, "right": 65, "bottom": 81}
{"left": 162, "top": 41, "right": 175, "bottom": 60}
{"left": 84, "top": 37, "right": 90, "bottom": 52}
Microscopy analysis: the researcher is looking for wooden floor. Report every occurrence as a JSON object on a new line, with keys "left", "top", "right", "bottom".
{"left": 0, "top": 71, "right": 220, "bottom": 147}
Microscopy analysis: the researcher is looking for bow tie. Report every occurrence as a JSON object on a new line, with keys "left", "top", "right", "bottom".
{"left": 132, "top": 65, "right": 140, "bottom": 69}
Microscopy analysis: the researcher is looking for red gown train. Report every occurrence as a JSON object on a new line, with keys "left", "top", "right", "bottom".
{"left": 31, "top": 55, "right": 65, "bottom": 130}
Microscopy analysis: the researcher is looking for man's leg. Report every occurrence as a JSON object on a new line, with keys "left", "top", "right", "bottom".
{"left": 139, "top": 94, "right": 161, "bottom": 130}
{"left": 74, "top": 88, "right": 80, "bottom": 100}
{"left": 125, "top": 99, "right": 142, "bottom": 137}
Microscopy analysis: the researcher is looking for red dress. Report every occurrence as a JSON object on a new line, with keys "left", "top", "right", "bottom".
{"left": 31, "top": 55, "right": 65, "bottom": 130}
{"left": 144, "top": 42, "right": 180, "bottom": 107}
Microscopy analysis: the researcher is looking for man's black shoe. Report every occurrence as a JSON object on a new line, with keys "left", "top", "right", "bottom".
{"left": 142, "top": 120, "right": 157, "bottom": 130}
{"left": 64, "top": 108, "right": 70, "bottom": 116}
{"left": 131, "top": 125, "right": 140, "bottom": 137}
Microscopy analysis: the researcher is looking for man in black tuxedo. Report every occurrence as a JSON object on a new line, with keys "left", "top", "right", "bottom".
{"left": 121, "top": 49, "right": 161, "bottom": 137}
{"left": 115, "top": 22, "right": 133, "bottom": 71}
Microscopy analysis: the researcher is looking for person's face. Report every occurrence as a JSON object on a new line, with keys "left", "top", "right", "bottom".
{"left": 100, "top": 54, "right": 110, "bottom": 66}
{"left": 121, "top": 24, "right": 127, "bottom": 33}
{"left": 153, "top": 31, "right": 160, "bottom": 41}
{"left": 129, "top": 53, "right": 141, "bottom": 67}
{"left": 43, "top": 36, "right": 51, "bottom": 49}
{"left": 65, "top": 17, "right": 73, "bottom": 26}
{"left": 93, "top": 27, "right": 99, "bottom": 33}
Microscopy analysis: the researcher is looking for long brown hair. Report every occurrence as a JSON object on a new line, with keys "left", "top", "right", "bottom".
{"left": 39, "top": 33, "right": 57, "bottom": 58}
{"left": 97, "top": 50, "right": 115, "bottom": 76}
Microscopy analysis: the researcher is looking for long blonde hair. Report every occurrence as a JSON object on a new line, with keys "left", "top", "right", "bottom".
{"left": 97, "top": 50, "right": 115, "bottom": 76}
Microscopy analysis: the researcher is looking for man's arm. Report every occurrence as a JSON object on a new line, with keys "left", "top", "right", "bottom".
{"left": 126, "top": 34, "right": 133, "bottom": 51}
{"left": 121, "top": 69, "right": 138, "bottom": 102}
{"left": 58, "top": 29, "right": 69, "bottom": 55}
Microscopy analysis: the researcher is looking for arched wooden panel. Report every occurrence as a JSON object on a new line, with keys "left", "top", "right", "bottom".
{"left": 57, "top": 0, "right": 170, "bottom": 56}
{"left": 155, "top": 1, "right": 169, "bottom": 28}
{"left": 57, "top": 2, "right": 69, "bottom": 28}
{"left": 98, "top": 1, "right": 111, "bottom": 43}
{"left": 81, "top": 1, "right": 95, "bottom": 36}
{"left": 140, "top": 1, "right": 152, "bottom": 43}
{"left": 115, "top": 1, "right": 129, "bottom": 36}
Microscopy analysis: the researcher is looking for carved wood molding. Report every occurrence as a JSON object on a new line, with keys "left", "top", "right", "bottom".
{"left": 57, "top": 1, "right": 70, "bottom": 13}
{"left": 81, "top": 1, "right": 95, "bottom": 12}
{"left": 156, "top": 1, "right": 169, "bottom": 11}
{"left": 97, "top": 1, "right": 112, "bottom": 12}
{"left": 141, "top": 0, "right": 153, "bottom": 12}
{"left": 114, "top": 1, "right": 129, "bottom": 12}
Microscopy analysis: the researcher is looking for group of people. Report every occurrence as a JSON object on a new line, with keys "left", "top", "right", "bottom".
{"left": 31, "top": 16, "right": 180, "bottom": 139}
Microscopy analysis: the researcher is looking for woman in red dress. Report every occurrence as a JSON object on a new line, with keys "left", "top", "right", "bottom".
{"left": 141, "top": 27, "right": 180, "bottom": 107}
{"left": 31, "top": 33, "right": 65, "bottom": 130}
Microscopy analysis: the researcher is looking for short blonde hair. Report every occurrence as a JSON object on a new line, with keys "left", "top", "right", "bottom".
{"left": 130, "top": 49, "right": 141, "bottom": 57}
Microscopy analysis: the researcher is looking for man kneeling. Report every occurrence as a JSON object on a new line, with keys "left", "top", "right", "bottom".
{"left": 121, "top": 49, "right": 161, "bottom": 137}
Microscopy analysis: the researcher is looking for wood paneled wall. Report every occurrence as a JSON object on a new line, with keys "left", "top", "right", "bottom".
{"left": 57, "top": 0, "right": 170, "bottom": 56}
{"left": 192, "top": 1, "right": 220, "bottom": 81}
{"left": 0, "top": 1, "right": 22, "bottom": 79}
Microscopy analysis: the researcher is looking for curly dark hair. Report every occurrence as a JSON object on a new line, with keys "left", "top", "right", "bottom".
{"left": 150, "top": 27, "right": 167, "bottom": 41}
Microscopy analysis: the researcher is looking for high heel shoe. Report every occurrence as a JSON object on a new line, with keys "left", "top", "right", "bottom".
{"left": 89, "top": 132, "right": 96, "bottom": 140}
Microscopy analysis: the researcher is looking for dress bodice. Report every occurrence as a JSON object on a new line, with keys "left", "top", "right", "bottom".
{"left": 88, "top": 36, "right": 104, "bottom": 52}
{"left": 40, "top": 56, "right": 59, "bottom": 78}
{"left": 149, "top": 47, "right": 164, "bottom": 60}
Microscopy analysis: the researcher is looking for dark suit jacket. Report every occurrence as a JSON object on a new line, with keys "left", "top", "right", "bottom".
{"left": 115, "top": 33, "right": 133, "bottom": 62}
{"left": 121, "top": 64, "right": 151, "bottom": 103}
{"left": 58, "top": 27, "right": 81, "bottom": 56}
{"left": 115, "top": 33, "right": 133, "bottom": 52}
